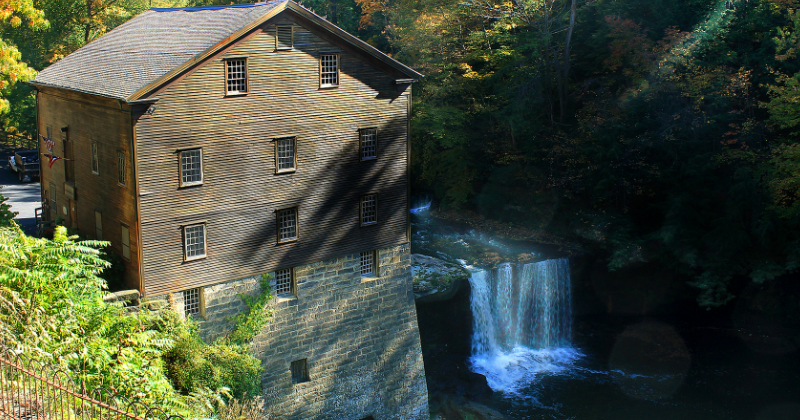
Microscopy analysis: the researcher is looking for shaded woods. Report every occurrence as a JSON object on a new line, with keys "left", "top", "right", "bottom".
{"left": 2, "top": 0, "right": 800, "bottom": 307}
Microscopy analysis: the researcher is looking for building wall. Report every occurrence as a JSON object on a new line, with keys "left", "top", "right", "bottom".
{"left": 37, "top": 88, "right": 141, "bottom": 289}
{"left": 134, "top": 10, "right": 410, "bottom": 297}
{"left": 160, "top": 244, "right": 428, "bottom": 420}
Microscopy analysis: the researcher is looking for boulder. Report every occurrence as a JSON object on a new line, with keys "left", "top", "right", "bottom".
{"left": 103, "top": 289, "right": 140, "bottom": 305}
{"left": 412, "top": 254, "right": 471, "bottom": 303}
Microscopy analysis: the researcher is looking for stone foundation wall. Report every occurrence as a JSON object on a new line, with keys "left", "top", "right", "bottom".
{"left": 156, "top": 244, "right": 428, "bottom": 420}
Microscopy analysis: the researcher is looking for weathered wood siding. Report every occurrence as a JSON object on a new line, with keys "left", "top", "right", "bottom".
{"left": 37, "top": 88, "right": 141, "bottom": 290}
{"left": 135, "top": 11, "right": 410, "bottom": 296}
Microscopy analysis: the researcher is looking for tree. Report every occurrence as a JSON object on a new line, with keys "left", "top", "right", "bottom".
{"left": 0, "top": 0, "right": 47, "bottom": 116}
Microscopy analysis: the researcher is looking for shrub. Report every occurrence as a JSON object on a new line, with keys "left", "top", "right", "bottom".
{"left": 165, "top": 334, "right": 263, "bottom": 399}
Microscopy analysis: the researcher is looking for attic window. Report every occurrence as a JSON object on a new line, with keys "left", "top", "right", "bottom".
{"left": 276, "top": 25, "right": 293, "bottom": 50}
{"left": 225, "top": 58, "right": 247, "bottom": 95}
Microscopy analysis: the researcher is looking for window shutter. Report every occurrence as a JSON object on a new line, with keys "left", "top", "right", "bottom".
{"left": 121, "top": 224, "right": 130, "bottom": 260}
{"left": 276, "top": 25, "right": 293, "bottom": 49}
{"left": 95, "top": 211, "right": 102, "bottom": 240}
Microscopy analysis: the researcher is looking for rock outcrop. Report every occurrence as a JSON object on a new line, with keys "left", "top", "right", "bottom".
{"left": 412, "top": 254, "right": 471, "bottom": 303}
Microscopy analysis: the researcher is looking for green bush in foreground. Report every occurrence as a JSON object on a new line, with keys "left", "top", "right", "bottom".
{"left": 0, "top": 222, "right": 267, "bottom": 418}
{"left": 166, "top": 332, "right": 263, "bottom": 399}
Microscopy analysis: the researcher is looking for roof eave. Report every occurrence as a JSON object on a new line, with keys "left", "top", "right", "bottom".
{"left": 28, "top": 80, "right": 128, "bottom": 101}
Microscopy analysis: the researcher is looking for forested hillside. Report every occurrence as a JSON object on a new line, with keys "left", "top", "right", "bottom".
{"left": 2, "top": 0, "right": 799, "bottom": 307}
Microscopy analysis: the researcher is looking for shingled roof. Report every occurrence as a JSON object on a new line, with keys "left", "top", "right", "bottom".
{"left": 32, "top": 0, "right": 420, "bottom": 102}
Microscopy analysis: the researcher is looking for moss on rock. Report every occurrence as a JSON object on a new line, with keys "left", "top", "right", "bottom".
{"left": 412, "top": 254, "right": 471, "bottom": 303}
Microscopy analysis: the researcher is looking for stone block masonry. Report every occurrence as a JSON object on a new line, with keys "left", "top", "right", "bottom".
{"left": 159, "top": 243, "right": 428, "bottom": 420}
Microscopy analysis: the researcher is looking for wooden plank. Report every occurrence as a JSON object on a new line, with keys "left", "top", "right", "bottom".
{"left": 37, "top": 88, "right": 141, "bottom": 290}
{"left": 135, "top": 21, "right": 409, "bottom": 296}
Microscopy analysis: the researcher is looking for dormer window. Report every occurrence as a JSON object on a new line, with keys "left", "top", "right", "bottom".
{"left": 225, "top": 58, "right": 247, "bottom": 95}
{"left": 276, "top": 25, "right": 293, "bottom": 50}
{"left": 320, "top": 54, "right": 339, "bottom": 88}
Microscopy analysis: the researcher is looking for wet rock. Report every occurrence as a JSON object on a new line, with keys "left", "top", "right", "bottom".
{"left": 411, "top": 254, "right": 471, "bottom": 303}
{"left": 430, "top": 394, "right": 508, "bottom": 420}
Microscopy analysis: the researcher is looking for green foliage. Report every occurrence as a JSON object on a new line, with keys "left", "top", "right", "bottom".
{"left": 0, "top": 225, "right": 264, "bottom": 416}
{"left": 164, "top": 332, "right": 264, "bottom": 399}
{"left": 0, "top": 192, "right": 17, "bottom": 227}
{"left": 227, "top": 274, "right": 274, "bottom": 346}
{"left": 399, "top": 0, "right": 800, "bottom": 307}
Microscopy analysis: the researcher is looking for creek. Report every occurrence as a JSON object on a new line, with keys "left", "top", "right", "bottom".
{"left": 411, "top": 207, "right": 800, "bottom": 420}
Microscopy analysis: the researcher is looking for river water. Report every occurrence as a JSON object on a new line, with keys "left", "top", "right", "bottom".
{"left": 411, "top": 210, "right": 800, "bottom": 420}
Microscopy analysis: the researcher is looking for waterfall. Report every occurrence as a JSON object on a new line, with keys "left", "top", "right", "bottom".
{"left": 469, "top": 258, "right": 581, "bottom": 393}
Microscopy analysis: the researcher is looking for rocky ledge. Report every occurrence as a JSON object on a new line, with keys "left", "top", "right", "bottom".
{"left": 412, "top": 254, "right": 471, "bottom": 303}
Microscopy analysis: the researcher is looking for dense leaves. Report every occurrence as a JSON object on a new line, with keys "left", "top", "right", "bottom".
{"left": 0, "top": 223, "right": 266, "bottom": 416}
{"left": 389, "top": 0, "right": 800, "bottom": 306}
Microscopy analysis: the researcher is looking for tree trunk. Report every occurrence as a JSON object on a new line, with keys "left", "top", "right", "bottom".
{"left": 559, "top": 0, "right": 577, "bottom": 123}
{"left": 330, "top": 0, "right": 338, "bottom": 24}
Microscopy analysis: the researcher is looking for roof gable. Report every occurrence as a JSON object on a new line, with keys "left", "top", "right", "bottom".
{"left": 32, "top": 1, "right": 420, "bottom": 102}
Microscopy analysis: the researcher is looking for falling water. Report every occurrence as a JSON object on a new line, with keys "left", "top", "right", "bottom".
{"left": 469, "top": 258, "right": 581, "bottom": 393}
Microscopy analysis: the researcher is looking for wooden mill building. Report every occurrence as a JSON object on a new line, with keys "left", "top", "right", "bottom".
{"left": 32, "top": 2, "right": 428, "bottom": 419}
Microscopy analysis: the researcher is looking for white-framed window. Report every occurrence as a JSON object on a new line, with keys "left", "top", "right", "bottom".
{"left": 183, "top": 224, "right": 207, "bottom": 261}
{"left": 95, "top": 211, "right": 102, "bottom": 240}
{"left": 180, "top": 148, "right": 203, "bottom": 186}
{"left": 183, "top": 288, "right": 203, "bottom": 317}
{"left": 121, "top": 223, "right": 131, "bottom": 260}
{"left": 320, "top": 54, "right": 339, "bottom": 88}
{"left": 277, "top": 207, "right": 298, "bottom": 243}
{"left": 275, "top": 137, "right": 296, "bottom": 173}
{"left": 275, "top": 268, "right": 295, "bottom": 295}
{"left": 276, "top": 25, "right": 293, "bottom": 50}
{"left": 360, "top": 194, "right": 377, "bottom": 226}
{"left": 360, "top": 251, "right": 377, "bottom": 276}
{"left": 360, "top": 128, "right": 377, "bottom": 160}
{"left": 117, "top": 151, "right": 126, "bottom": 185}
{"left": 91, "top": 142, "right": 99, "bottom": 174}
{"left": 225, "top": 58, "right": 248, "bottom": 94}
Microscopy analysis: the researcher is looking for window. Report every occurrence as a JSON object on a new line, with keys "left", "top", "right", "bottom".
{"left": 290, "top": 359, "right": 310, "bottom": 384}
{"left": 360, "top": 251, "right": 377, "bottom": 276}
{"left": 180, "top": 148, "right": 203, "bottom": 186}
{"left": 91, "top": 142, "right": 99, "bottom": 174}
{"left": 183, "top": 224, "right": 207, "bottom": 261}
{"left": 117, "top": 151, "right": 126, "bottom": 185}
{"left": 225, "top": 58, "right": 247, "bottom": 94}
{"left": 360, "top": 194, "right": 377, "bottom": 226}
{"left": 95, "top": 211, "right": 102, "bottom": 240}
{"left": 320, "top": 54, "right": 339, "bottom": 87}
{"left": 183, "top": 288, "right": 202, "bottom": 317}
{"left": 121, "top": 223, "right": 131, "bottom": 260}
{"left": 276, "top": 25, "right": 293, "bottom": 50}
{"left": 275, "top": 268, "right": 295, "bottom": 295}
{"left": 275, "top": 137, "right": 296, "bottom": 173}
{"left": 277, "top": 208, "right": 298, "bottom": 242}
{"left": 360, "top": 128, "right": 377, "bottom": 160}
